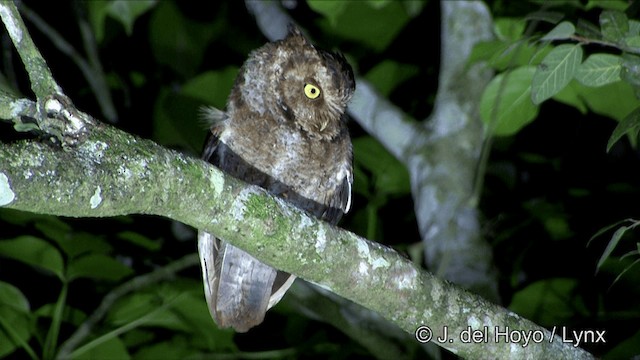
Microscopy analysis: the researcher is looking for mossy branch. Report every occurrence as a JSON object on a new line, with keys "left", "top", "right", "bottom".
{"left": 0, "top": 93, "right": 593, "bottom": 359}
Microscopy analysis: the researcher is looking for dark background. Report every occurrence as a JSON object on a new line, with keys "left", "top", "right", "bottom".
{"left": 1, "top": 0, "right": 639, "bottom": 359}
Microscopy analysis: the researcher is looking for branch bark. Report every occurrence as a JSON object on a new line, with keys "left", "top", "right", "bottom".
{"left": 0, "top": 98, "right": 593, "bottom": 358}
{"left": 352, "top": 1, "right": 499, "bottom": 302}
{"left": 1, "top": 2, "right": 594, "bottom": 358}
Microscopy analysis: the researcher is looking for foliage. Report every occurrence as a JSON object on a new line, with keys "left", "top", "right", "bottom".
{"left": 478, "top": 1, "right": 640, "bottom": 359}
{"left": 1, "top": 0, "right": 640, "bottom": 359}
{"left": 475, "top": 3, "right": 640, "bottom": 141}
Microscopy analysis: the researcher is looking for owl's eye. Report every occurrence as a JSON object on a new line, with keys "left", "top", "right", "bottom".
{"left": 304, "top": 83, "right": 321, "bottom": 99}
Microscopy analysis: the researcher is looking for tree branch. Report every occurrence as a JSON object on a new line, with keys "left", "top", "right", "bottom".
{"left": 0, "top": 106, "right": 593, "bottom": 358}
{"left": 411, "top": 0, "right": 497, "bottom": 300}
{"left": 19, "top": 3, "right": 118, "bottom": 123}
{"left": 56, "top": 254, "right": 200, "bottom": 360}
{"left": 0, "top": 1, "right": 61, "bottom": 99}
{"left": 0, "top": 1, "right": 92, "bottom": 146}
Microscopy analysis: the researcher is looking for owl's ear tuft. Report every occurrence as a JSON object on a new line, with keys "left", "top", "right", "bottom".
{"left": 286, "top": 24, "right": 303, "bottom": 38}
{"left": 285, "top": 24, "right": 312, "bottom": 47}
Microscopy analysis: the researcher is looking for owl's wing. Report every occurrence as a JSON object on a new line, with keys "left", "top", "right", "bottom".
{"left": 322, "top": 162, "right": 353, "bottom": 225}
{"left": 199, "top": 114, "right": 288, "bottom": 332}
{"left": 198, "top": 231, "right": 278, "bottom": 332}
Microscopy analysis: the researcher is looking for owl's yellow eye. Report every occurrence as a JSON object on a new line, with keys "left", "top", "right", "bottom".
{"left": 304, "top": 83, "right": 321, "bottom": 99}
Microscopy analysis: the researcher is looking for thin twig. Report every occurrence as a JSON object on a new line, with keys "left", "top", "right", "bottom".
{"left": 56, "top": 254, "right": 199, "bottom": 360}
{"left": 74, "top": 4, "right": 118, "bottom": 122}
{"left": 20, "top": 3, "right": 117, "bottom": 123}
{"left": 0, "top": 1, "right": 62, "bottom": 99}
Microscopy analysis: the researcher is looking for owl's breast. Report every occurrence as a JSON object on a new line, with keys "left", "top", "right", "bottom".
{"left": 218, "top": 119, "right": 350, "bottom": 218}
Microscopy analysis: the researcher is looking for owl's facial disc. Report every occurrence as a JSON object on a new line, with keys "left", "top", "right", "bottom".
{"left": 230, "top": 27, "right": 355, "bottom": 141}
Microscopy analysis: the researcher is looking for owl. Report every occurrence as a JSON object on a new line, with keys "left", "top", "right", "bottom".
{"left": 197, "top": 26, "right": 355, "bottom": 332}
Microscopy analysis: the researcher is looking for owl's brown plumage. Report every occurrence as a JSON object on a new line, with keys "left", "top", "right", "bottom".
{"left": 198, "top": 26, "right": 355, "bottom": 332}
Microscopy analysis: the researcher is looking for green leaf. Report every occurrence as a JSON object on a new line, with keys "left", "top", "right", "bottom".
{"left": 541, "top": 21, "right": 575, "bottom": 41}
{"left": 367, "top": 0, "right": 392, "bottom": 9}
{"left": 76, "top": 337, "right": 131, "bottom": 360}
{"left": 134, "top": 341, "right": 196, "bottom": 360}
{"left": 586, "top": 0, "right": 629, "bottom": 11}
{"left": 552, "top": 81, "right": 588, "bottom": 113}
{"left": 588, "top": 219, "right": 631, "bottom": 247}
{"left": 575, "top": 53, "right": 621, "bottom": 87}
{"left": 629, "top": 20, "right": 640, "bottom": 36}
{"left": 509, "top": 278, "right": 584, "bottom": 327}
{"left": 117, "top": 231, "right": 161, "bottom": 251}
{"left": 401, "top": 0, "right": 426, "bottom": 17}
{"left": 496, "top": 41, "right": 540, "bottom": 70}
{"left": 611, "top": 258, "right": 640, "bottom": 287}
{"left": 108, "top": 293, "right": 167, "bottom": 327}
{"left": 480, "top": 66, "right": 539, "bottom": 136}
{"left": 106, "top": 284, "right": 210, "bottom": 336}
{"left": 524, "top": 11, "right": 565, "bottom": 24}
{"left": 625, "top": 35, "right": 640, "bottom": 49}
{"left": 621, "top": 53, "right": 640, "bottom": 92}
{"left": 0, "top": 282, "right": 32, "bottom": 359}
{"left": 307, "top": 0, "right": 348, "bottom": 27}
{"left": 0, "top": 281, "right": 30, "bottom": 313}
{"left": 607, "top": 106, "right": 640, "bottom": 151}
{"left": 595, "top": 225, "right": 629, "bottom": 272}
{"left": 153, "top": 89, "right": 202, "bottom": 151}
{"left": 34, "top": 218, "right": 111, "bottom": 258}
{"left": 575, "top": 81, "right": 637, "bottom": 120}
{"left": 352, "top": 136, "right": 410, "bottom": 196}
{"left": 316, "top": 1, "right": 409, "bottom": 52}
{"left": 365, "top": 60, "right": 419, "bottom": 97}
{"left": 149, "top": 1, "right": 218, "bottom": 77}
{"left": 494, "top": 18, "right": 526, "bottom": 42}
{"left": 469, "top": 40, "right": 549, "bottom": 71}
{"left": 605, "top": 329, "right": 640, "bottom": 359}
{"left": 153, "top": 68, "right": 238, "bottom": 150}
{"left": 43, "top": 283, "right": 67, "bottom": 360}
{"left": 531, "top": 44, "right": 583, "bottom": 104}
{"left": 67, "top": 254, "right": 133, "bottom": 281}
{"left": 181, "top": 68, "right": 238, "bottom": 108}
{"left": 576, "top": 18, "right": 602, "bottom": 39}
{"left": 523, "top": 200, "right": 573, "bottom": 240}
{"left": 88, "top": 0, "right": 156, "bottom": 42}
{"left": 0, "top": 236, "right": 64, "bottom": 280}
{"left": 0, "top": 208, "right": 51, "bottom": 226}
{"left": 600, "top": 10, "right": 629, "bottom": 42}
{"left": 529, "top": 0, "right": 582, "bottom": 8}
{"left": 468, "top": 40, "right": 505, "bottom": 65}
{"left": 86, "top": 2, "right": 110, "bottom": 43}
{"left": 107, "top": 0, "right": 157, "bottom": 36}
{"left": 167, "top": 290, "right": 236, "bottom": 351}
{"left": 34, "top": 304, "right": 87, "bottom": 327}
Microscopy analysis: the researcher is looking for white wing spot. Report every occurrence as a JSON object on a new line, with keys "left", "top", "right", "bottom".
{"left": 0, "top": 173, "right": 16, "bottom": 206}
{"left": 90, "top": 186, "right": 102, "bottom": 209}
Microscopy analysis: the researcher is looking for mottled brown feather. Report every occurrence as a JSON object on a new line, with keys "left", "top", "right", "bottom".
{"left": 197, "top": 25, "right": 355, "bottom": 332}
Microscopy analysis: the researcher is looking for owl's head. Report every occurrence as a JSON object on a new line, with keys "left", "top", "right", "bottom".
{"left": 235, "top": 26, "right": 355, "bottom": 141}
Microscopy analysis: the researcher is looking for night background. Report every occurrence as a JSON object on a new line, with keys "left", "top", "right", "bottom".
{"left": 1, "top": 0, "right": 640, "bottom": 359}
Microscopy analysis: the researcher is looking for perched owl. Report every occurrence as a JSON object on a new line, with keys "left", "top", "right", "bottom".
{"left": 197, "top": 26, "right": 355, "bottom": 332}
